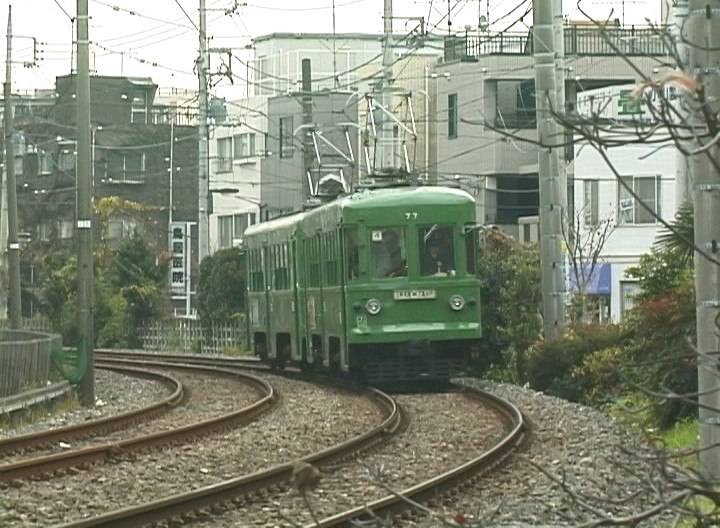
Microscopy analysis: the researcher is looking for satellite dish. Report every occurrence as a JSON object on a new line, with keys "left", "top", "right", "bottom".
{"left": 479, "top": 15, "right": 489, "bottom": 31}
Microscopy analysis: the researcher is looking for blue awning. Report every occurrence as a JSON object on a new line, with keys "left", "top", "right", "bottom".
{"left": 588, "top": 263, "right": 611, "bottom": 295}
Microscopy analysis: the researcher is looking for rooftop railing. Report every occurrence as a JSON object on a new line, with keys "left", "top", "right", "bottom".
{"left": 444, "top": 25, "right": 668, "bottom": 62}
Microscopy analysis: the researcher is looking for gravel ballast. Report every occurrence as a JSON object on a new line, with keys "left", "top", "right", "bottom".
{"left": 0, "top": 373, "right": 674, "bottom": 527}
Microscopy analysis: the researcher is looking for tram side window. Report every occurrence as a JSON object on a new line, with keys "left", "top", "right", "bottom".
{"left": 250, "top": 249, "right": 265, "bottom": 291}
{"left": 274, "top": 243, "right": 290, "bottom": 290}
{"left": 371, "top": 228, "right": 407, "bottom": 279}
{"left": 325, "top": 232, "right": 339, "bottom": 286}
{"left": 465, "top": 224, "right": 478, "bottom": 275}
{"left": 419, "top": 225, "right": 455, "bottom": 277}
{"left": 308, "top": 236, "right": 321, "bottom": 287}
{"left": 345, "top": 228, "right": 360, "bottom": 281}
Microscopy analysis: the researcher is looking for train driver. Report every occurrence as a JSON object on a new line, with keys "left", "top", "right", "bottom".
{"left": 422, "top": 236, "right": 453, "bottom": 277}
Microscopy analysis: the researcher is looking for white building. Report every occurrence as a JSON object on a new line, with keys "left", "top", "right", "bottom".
{"left": 573, "top": 84, "right": 678, "bottom": 321}
{"left": 208, "top": 96, "right": 266, "bottom": 253}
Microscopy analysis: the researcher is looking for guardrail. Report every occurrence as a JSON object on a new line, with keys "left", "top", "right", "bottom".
{"left": 0, "top": 330, "right": 62, "bottom": 398}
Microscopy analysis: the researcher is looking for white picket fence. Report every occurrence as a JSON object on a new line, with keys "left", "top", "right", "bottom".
{"left": 140, "top": 319, "right": 248, "bottom": 355}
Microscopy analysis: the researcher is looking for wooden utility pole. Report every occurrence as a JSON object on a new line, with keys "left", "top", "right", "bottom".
{"left": 689, "top": 0, "right": 720, "bottom": 480}
{"left": 4, "top": 6, "right": 21, "bottom": 329}
{"left": 76, "top": 0, "right": 95, "bottom": 404}
{"left": 533, "top": 0, "right": 567, "bottom": 339}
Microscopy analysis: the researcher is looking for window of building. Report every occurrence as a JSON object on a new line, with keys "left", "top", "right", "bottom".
{"left": 495, "top": 80, "right": 536, "bottom": 128}
{"left": 279, "top": 116, "right": 294, "bottom": 158}
{"left": 217, "top": 137, "right": 232, "bottom": 172}
{"left": 233, "top": 212, "right": 256, "bottom": 239}
{"left": 131, "top": 92, "right": 148, "bottom": 124}
{"left": 233, "top": 133, "right": 256, "bottom": 159}
{"left": 38, "top": 151, "right": 53, "bottom": 175}
{"left": 620, "top": 281, "right": 639, "bottom": 319}
{"left": 371, "top": 228, "right": 406, "bottom": 279}
{"left": 58, "top": 148, "right": 76, "bottom": 173}
{"left": 218, "top": 215, "right": 233, "bottom": 248}
{"left": 107, "top": 152, "right": 146, "bottom": 183}
{"left": 583, "top": 179, "right": 599, "bottom": 226}
{"left": 448, "top": 93, "right": 458, "bottom": 138}
{"left": 37, "top": 222, "right": 51, "bottom": 241}
{"left": 58, "top": 219, "right": 74, "bottom": 239}
{"left": 617, "top": 175, "right": 661, "bottom": 225}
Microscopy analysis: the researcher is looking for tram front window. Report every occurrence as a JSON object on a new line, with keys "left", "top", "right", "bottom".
{"left": 371, "top": 228, "right": 407, "bottom": 278}
{"left": 420, "top": 225, "right": 455, "bottom": 277}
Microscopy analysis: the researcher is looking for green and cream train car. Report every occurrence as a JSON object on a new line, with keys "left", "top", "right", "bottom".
{"left": 243, "top": 185, "right": 483, "bottom": 383}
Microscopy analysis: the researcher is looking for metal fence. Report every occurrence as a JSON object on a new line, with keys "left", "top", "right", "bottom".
{"left": 0, "top": 330, "right": 62, "bottom": 398}
{"left": 140, "top": 319, "right": 248, "bottom": 354}
{"left": 446, "top": 25, "right": 668, "bottom": 62}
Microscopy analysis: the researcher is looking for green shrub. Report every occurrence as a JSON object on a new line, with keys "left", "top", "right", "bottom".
{"left": 521, "top": 323, "right": 625, "bottom": 402}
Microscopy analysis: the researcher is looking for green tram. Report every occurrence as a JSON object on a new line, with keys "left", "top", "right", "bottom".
{"left": 243, "top": 185, "right": 482, "bottom": 383}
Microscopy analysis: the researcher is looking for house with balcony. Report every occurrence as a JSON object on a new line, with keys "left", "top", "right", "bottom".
{"left": 433, "top": 23, "right": 668, "bottom": 234}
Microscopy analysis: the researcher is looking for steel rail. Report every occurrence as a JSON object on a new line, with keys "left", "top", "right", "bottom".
{"left": 53, "top": 388, "right": 401, "bottom": 528}
{"left": 305, "top": 383, "right": 528, "bottom": 527}
{"left": 0, "top": 364, "right": 184, "bottom": 455}
{"left": 95, "top": 349, "right": 262, "bottom": 368}
{"left": 0, "top": 366, "right": 274, "bottom": 482}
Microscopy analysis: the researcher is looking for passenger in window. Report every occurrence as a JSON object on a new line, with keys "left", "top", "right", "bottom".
{"left": 373, "top": 230, "right": 406, "bottom": 278}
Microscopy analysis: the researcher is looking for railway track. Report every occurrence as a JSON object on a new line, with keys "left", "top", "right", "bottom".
{"left": 50, "top": 381, "right": 524, "bottom": 527}
{"left": 0, "top": 362, "right": 275, "bottom": 482}
{"left": 4, "top": 352, "right": 528, "bottom": 527}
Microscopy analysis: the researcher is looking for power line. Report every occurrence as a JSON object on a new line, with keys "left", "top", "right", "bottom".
{"left": 171, "top": 0, "right": 199, "bottom": 31}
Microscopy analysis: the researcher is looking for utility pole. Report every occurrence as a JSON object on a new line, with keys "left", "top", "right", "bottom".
{"left": 76, "top": 0, "right": 94, "bottom": 404}
{"left": 689, "top": 0, "right": 720, "bottom": 481}
{"left": 197, "top": 0, "right": 210, "bottom": 262}
{"left": 671, "top": 0, "right": 691, "bottom": 206}
{"left": 533, "top": 0, "right": 567, "bottom": 339}
{"left": 301, "top": 58, "right": 314, "bottom": 202}
{"left": 380, "top": 0, "right": 394, "bottom": 171}
{"left": 4, "top": 7, "right": 21, "bottom": 329}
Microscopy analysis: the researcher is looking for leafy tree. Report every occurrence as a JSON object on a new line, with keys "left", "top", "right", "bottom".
{"left": 476, "top": 229, "right": 542, "bottom": 377}
{"left": 196, "top": 247, "right": 246, "bottom": 322}
{"left": 107, "top": 232, "right": 169, "bottom": 347}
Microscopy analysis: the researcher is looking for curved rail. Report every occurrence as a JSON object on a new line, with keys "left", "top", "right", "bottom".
{"left": 0, "top": 364, "right": 184, "bottom": 455}
{"left": 95, "top": 349, "right": 262, "bottom": 369}
{"left": 306, "top": 383, "right": 528, "bottom": 527}
{"left": 0, "top": 365, "right": 274, "bottom": 482}
{"left": 54, "top": 388, "right": 402, "bottom": 528}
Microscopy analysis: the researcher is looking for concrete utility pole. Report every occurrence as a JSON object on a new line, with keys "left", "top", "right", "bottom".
{"left": 76, "top": 0, "right": 95, "bottom": 404}
{"left": 380, "top": 0, "right": 394, "bottom": 171}
{"left": 671, "top": 0, "right": 691, "bottom": 206}
{"left": 688, "top": 0, "right": 720, "bottom": 481}
{"left": 533, "top": 0, "right": 567, "bottom": 339}
{"left": 4, "top": 7, "right": 21, "bottom": 329}
{"left": 301, "top": 58, "right": 314, "bottom": 202}
{"left": 198, "top": 0, "right": 210, "bottom": 262}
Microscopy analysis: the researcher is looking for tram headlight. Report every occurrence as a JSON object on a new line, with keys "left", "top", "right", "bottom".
{"left": 365, "top": 298, "right": 383, "bottom": 315}
{"left": 449, "top": 294, "right": 466, "bottom": 311}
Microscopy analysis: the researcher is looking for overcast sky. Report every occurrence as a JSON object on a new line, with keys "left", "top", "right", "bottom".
{"left": 2, "top": 0, "right": 661, "bottom": 99}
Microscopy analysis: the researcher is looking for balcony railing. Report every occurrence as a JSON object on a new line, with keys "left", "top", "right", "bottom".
{"left": 444, "top": 25, "right": 668, "bottom": 62}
